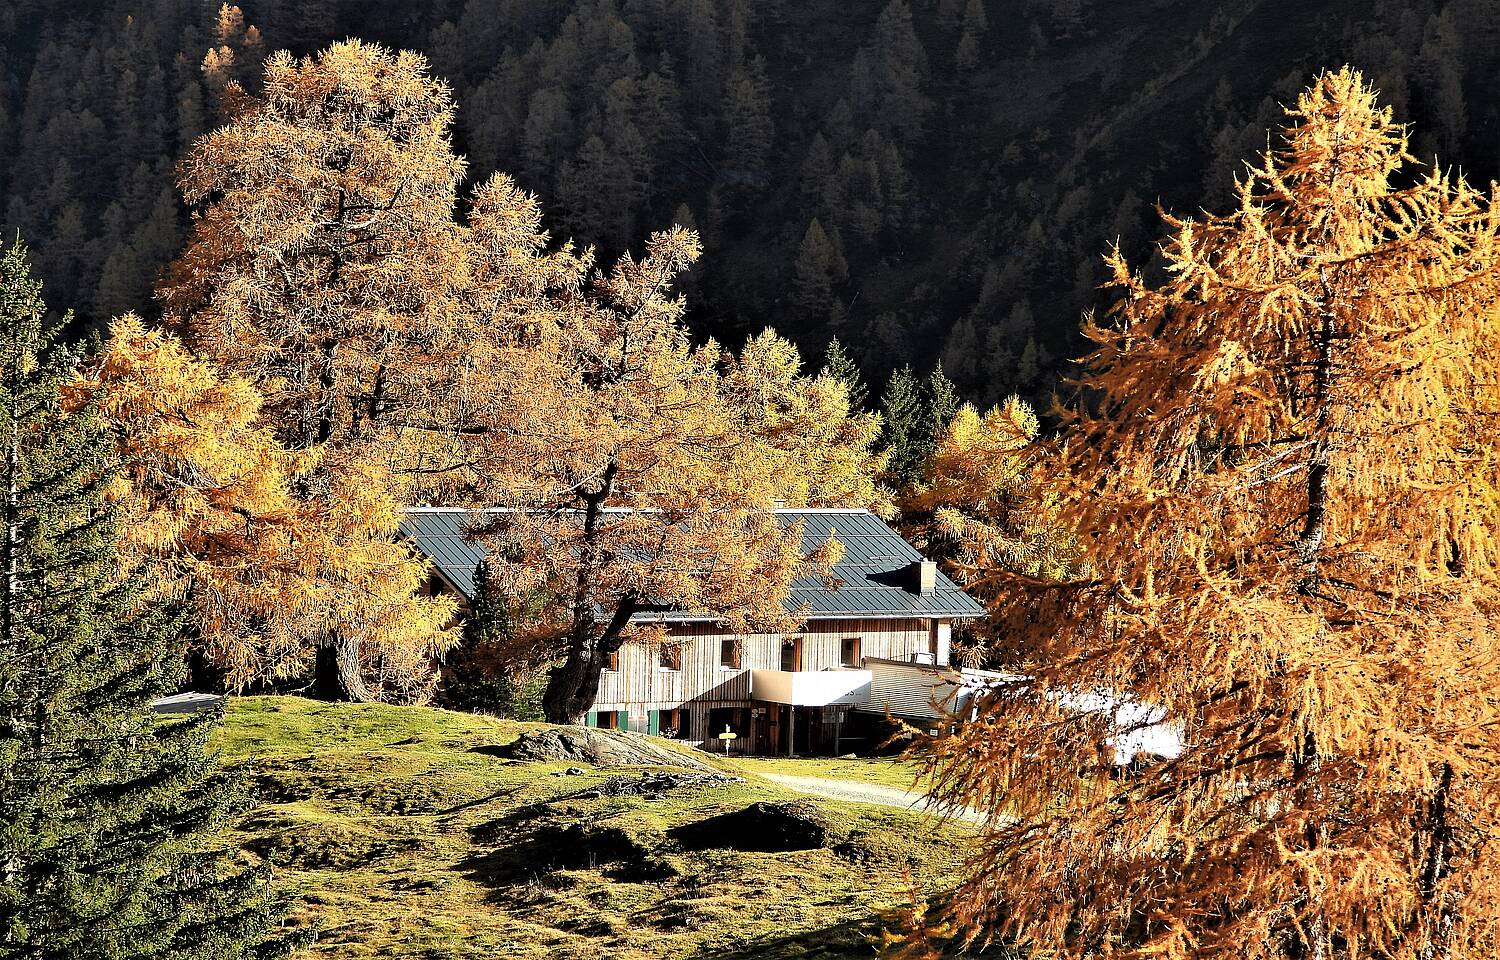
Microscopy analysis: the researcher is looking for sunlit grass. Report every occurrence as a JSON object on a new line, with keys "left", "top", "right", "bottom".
{"left": 215, "top": 696, "right": 972, "bottom": 959}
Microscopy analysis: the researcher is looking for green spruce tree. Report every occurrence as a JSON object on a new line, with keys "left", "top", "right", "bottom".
{"left": 879, "top": 363, "right": 923, "bottom": 488}
{"left": 820, "top": 337, "right": 869, "bottom": 410}
{"left": 0, "top": 241, "right": 282, "bottom": 960}
{"left": 923, "top": 361, "right": 960, "bottom": 453}
{"left": 441, "top": 561, "right": 547, "bottom": 722}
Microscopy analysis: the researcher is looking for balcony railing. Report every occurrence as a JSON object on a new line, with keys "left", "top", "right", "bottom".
{"left": 749, "top": 668, "right": 873, "bottom": 706}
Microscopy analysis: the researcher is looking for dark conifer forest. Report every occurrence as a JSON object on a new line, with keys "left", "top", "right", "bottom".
{"left": 4, "top": 0, "right": 1494, "bottom": 406}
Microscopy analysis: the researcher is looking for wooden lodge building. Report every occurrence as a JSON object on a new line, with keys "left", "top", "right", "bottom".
{"left": 401, "top": 507, "right": 987, "bottom": 756}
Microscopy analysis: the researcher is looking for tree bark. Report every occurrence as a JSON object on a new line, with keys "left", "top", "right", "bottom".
{"left": 1418, "top": 763, "right": 1457, "bottom": 960}
{"left": 540, "top": 459, "right": 626, "bottom": 724}
{"left": 312, "top": 634, "right": 377, "bottom": 702}
{"left": 1295, "top": 267, "right": 1338, "bottom": 594}
{"left": 541, "top": 597, "right": 640, "bottom": 724}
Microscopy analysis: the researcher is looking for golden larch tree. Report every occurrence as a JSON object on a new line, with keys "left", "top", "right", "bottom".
{"left": 451, "top": 226, "right": 864, "bottom": 723}
{"left": 721, "top": 329, "right": 889, "bottom": 513}
{"left": 159, "top": 41, "right": 468, "bottom": 699}
{"left": 163, "top": 40, "right": 471, "bottom": 455}
{"left": 901, "top": 397, "right": 1085, "bottom": 665}
{"left": 907, "top": 69, "right": 1500, "bottom": 960}
{"left": 159, "top": 38, "right": 884, "bottom": 712}
{"left": 73, "top": 315, "right": 456, "bottom": 697}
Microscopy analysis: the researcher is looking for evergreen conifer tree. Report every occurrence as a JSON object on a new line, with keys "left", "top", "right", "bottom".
{"left": 860, "top": 0, "right": 930, "bottom": 143}
{"left": 441, "top": 561, "right": 546, "bottom": 721}
{"left": 722, "top": 56, "right": 773, "bottom": 183}
{"left": 790, "top": 218, "right": 847, "bottom": 330}
{"left": 0, "top": 241, "right": 281, "bottom": 959}
{"left": 922, "top": 362, "right": 960, "bottom": 452}
{"left": 879, "top": 363, "right": 923, "bottom": 488}
{"left": 820, "top": 337, "right": 868, "bottom": 410}
{"left": 955, "top": 0, "right": 989, "bottom": 70}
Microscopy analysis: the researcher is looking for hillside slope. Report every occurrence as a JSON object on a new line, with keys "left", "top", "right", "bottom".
{"left": 214, "top": 697, "right": 971, "bottom": 959}
{"left": 5, "top": 0, "right": 1498, "bottom": 406}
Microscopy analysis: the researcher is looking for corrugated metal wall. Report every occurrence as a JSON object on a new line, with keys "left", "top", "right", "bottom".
{"left": 863, "top": 660, "right": 963, "bottom": 721}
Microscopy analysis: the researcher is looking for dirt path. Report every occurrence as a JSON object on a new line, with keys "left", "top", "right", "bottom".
{"left": 762, "top": 773, "right": 989, "bottom": 825}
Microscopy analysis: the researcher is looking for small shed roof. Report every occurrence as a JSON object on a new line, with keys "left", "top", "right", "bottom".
{"left": 399, "top": 507, "right": 986, "bottom": 622}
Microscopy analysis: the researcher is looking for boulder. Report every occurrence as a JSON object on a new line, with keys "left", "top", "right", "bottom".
{"left": 499, "top": 727, "right": 714, "bottom": 771}
{"left": 583, "top": 771, "right": 744, "bottom": 798}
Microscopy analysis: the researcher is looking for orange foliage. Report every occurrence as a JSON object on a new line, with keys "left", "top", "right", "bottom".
{"left": 154, "top": 40, "right": 880, "bottom": 708}
{"left": 456, "top": 227, "right": 858, "bottom": 722}
{"left": 907, "top": 69, "right": 1500, "bottom": 960}
{"left": 75, "top": 315, "right": 455, "bottom": 699}
{"left": 160, "top": 41, "right": 473, "bottom": 699}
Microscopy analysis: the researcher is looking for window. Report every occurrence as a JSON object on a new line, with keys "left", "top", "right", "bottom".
{"left": 659, "top": 644, "right": 681, "bottom": 671}
{"left": 605, "top": 649, "right": 620, "bottom": 672}
{"left": 708, "top": 706, "right": 748, "bottom": 738}
{"left": 840, "top": 637, "right": 862, "bottom": 667}
{"left": 593, "top": 710, "right": 622, "bottom": 729}
{"left": 719, "top": 638, "right": 741, "bottom": 669}
{"left": 780, "top": 637, "right": 803, "bottom": 672}
{"left": 654, "top": 708, "right": 688, "bottom": 738}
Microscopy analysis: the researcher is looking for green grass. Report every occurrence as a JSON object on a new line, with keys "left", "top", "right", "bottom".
{"left": 215, "top": 696, "right": 971, "bottom": 959}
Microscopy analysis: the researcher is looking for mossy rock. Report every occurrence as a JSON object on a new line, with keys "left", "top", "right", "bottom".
{"left": 498, "top": 727, "right": 712, "bottom": 770}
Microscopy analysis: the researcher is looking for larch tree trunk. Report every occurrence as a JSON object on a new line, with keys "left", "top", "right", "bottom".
{"left": 541, "top": 598, "right": 640, "bottom": 724}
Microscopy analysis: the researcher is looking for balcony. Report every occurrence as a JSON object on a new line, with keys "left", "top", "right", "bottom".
{"left": 749, "top": 668, "right": 873, "bottom": 707}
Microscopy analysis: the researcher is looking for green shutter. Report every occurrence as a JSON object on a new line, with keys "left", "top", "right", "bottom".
{"left": 585, "top": 710, "right": 598, "bottom": 728}
{"left": 616, "top": 711, "right": 629, "bottom": 731}
{"left": 648, "top": 711, "right": 661, "bottom": 736}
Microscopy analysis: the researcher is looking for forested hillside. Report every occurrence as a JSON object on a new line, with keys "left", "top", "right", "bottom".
{"left": 2, "top": 0, "right": 1496, "bottom": 403}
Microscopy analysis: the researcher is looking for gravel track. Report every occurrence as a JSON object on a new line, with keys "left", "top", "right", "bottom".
{"left": 762, "top": 773, "right": 988, "bottom": 824}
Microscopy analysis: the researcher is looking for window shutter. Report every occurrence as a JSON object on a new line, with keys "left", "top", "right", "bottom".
{"left": 648, "top": 710, "right": 661, "bottom": 736}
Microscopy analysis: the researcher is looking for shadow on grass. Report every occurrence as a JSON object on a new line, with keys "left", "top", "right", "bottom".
{"left": 457, "top": 831, "right": 558, "bottom": 892}
{"left": 458, "top": 797, "right": 570, "bottom": 893}
{"left": 686, "top": 916, "right": 885, "bottom": 959}
{"left": 460, "top": 800, "right": 674, "bottom": 897}
{"left": 685, "top": 908, "right": 1006, "bottom": 959}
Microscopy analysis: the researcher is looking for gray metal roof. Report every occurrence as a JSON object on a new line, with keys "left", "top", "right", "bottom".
{"left": 400, "top": 508, "right": 490, "bottom": 598}
{"left": 399, "top": 507, "right": 986, "bottom": 622}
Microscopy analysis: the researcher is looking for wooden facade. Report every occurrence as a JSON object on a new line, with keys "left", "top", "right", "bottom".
{"left": 401, "top": 506, "right": 984, "bottom": 756}
{"left": 587, "top": 617, "right": 954, "bottom": 754}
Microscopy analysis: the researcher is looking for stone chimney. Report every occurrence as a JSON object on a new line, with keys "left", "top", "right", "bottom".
{"left": 908, "top": 559, "right": 937, "bottom": 595}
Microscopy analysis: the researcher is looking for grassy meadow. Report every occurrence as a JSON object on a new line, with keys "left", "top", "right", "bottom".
{"left": 214, "top": 697, "right": 973, "bottom": 959}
